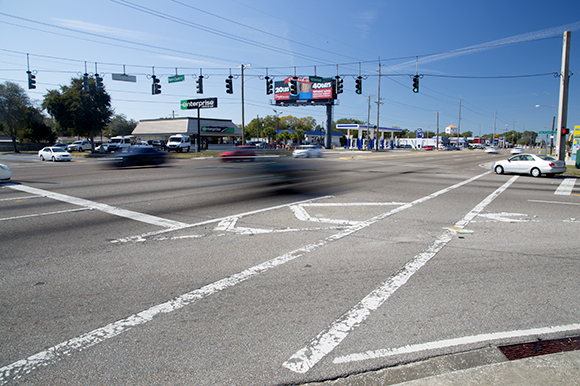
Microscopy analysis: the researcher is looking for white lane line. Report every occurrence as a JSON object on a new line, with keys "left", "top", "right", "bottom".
{"left": 528, "top": 199, "right": 580, "bottom": 206}
{"left": 334, "top": 323, "right": 580, "bottom": 364}
{"left": 5, "top": 183, "right": 189, "bottom": 229}
{"left": 554, "top": 178, "right": 576, "bottom": 195}
{"left": 0, "top": 195, "right": 43, "bottom": 202}
{"left": 282, "top": 174, "right": 514, "bottom": 374}
{"left": 0, "top": 172, "right": 490, "bottom": 383}
{"left": 0, "top": 208, "right": 91, "bottom": 221}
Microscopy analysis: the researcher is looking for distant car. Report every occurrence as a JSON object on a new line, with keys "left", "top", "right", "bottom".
{"left": 423, "top": 145, "right": 435, "bottom": 151}
{"left": 485, "top": 146, "right": 499, "bottom": 154}
{"left": 133, "top": 141, "right": 152, "bottom": 148}
{"left": 0, "top": 163, "right": 11, "bottom": 180}
{"left": 442, "top": 145, "right": 459, "bottom": 151}
{"left": 53, "top": 142, "right": 69, "bottom": 150}
{"left": 67, "top": 140, "right": 92, "bottom": 152}
{"left": 219, "top": 146, "right": 256, "bottom": 162}
{"left": 147, "top": 140, "right": 166, "bottom": 151}
{"left": 38, "top": 147, "right": 72, "bottom": 162}
{"left": 492, "top": 153, "right": 566, "bottom": 177}
{"left": 510, "top": 147, "right": 524, "bottom": 154}
{"left": 110, "top": 147, "right": 167, "bottom": 167}
{"left": 292, "top": 144, "right": 323, "bottom": 158}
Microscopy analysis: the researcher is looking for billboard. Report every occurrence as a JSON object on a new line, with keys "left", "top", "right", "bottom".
{"left": 274, "top": 76, "right": 335, "bottom": 105}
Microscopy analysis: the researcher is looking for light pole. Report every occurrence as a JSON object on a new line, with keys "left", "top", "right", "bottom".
{"left": 237, "top": 64, "right": 251, "bottom": 144}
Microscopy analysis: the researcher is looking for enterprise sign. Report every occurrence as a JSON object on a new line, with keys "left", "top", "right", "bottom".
{"left": 181, "top": 98, "right": 218, "bottom": 110}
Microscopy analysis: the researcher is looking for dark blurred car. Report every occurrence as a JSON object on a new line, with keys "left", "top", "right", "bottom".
{"left": 219, "top": 146, "right": 256, "bottom": 162}
{"left": 110, "top": 147, "right": 167, "bottom": 167}
{"left": 147, "top": 140, "right": 166, "bottom": 151}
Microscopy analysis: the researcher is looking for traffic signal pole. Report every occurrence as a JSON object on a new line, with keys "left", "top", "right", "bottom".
{"left": 556, "top": 31, "right": 571, "bottom": 161}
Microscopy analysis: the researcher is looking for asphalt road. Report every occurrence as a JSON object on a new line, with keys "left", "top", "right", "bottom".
{"left": 1, "top": 149, "right": 579, "bottom": 385}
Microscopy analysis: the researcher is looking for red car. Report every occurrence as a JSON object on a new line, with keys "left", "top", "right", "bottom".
{"left": 219, "top": 146, "right": 256, "bottom": 162}
{"left": 423, "top": 145, "right": 435, "bottom": 151}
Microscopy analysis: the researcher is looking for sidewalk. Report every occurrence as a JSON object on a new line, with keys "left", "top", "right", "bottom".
{"left": 304, "top": 347, "right": 580, "bottom": 386}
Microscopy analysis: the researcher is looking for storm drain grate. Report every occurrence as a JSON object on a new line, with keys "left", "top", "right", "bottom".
{"left": 498, "top": 336, "right": 580, "bottom": 360}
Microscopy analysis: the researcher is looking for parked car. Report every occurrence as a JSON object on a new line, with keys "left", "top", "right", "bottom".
{"left": 147, "top": 140, "right": 166, "bottom": 151}
{"left": 38, "top": 147, "right": 72, "bottom": 162}
{"left": 492, "top": 153, "right": 566, "bottom": 177}
{"left": 110, "top": 147, "right": 167, "bottom": 167}
{"left": 67, "top": 140, "right": 92, "bottom": 152}
{"left": 53, "top": 142, "right": 69, "bottom": 150}
{"left": 166, "top": 134, "right": 191, "bottom": 152}
{"left": 219, "top": 146, "right": 256, "bottom": 162}
{"left": 0, "top": 163, "right": 11, "bottom": 180}
{"left": 292, "top": 144, "right": 323, "bottom": 158}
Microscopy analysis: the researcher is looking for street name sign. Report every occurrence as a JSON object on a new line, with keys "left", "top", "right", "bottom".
{"left": 539, "top": 130, "right": 556, "bottom": 134}
{"left": 181, "top": 98, "right": 218, "bottom": 110}
{"left": 168, "top": 75, "right": 185, "bottom": 83}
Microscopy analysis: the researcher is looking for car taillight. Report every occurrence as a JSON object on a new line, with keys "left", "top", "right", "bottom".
{"left": 549, "top": 162, "right": 555, "bottom": 167}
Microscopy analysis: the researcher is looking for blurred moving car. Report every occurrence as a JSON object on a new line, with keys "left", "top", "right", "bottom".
{"left": 0, "top": 163, "right": 11, "bottom": 180}
{"left": 219, "top": 146, "right": 256, "bottom": 162}
{"left": 67, "top": 140, "right": 92, "bottom": 152}
{"left": 292, "top": 144, "right": 323, "bottom": 158}
{"left": 38, "top": 147, "right": 72, "bottom": 162}
{"left": 510, "top": 147, "right": 524, "bottom": 154}
{"left": 423, "top": 145, "right": 435, "bottom": 151}
{"left": 110, "top": 147, "right": 166, "bottom": 167}
{"left": 485, "top": 146, "right": 499, "bottom": 154}
{"left": 492, "top": 153, "right": 566, "bottom": 177}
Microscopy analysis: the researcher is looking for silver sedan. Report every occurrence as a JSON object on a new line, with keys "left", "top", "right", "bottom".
{"left": 38, "top": 147, "right": 73, "bottom": 162}
{"left": 492, "top": 153, "right": 566, "bottom": 177}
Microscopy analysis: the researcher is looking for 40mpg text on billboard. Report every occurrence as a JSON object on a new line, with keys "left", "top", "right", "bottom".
{"left": 180, "top": 98, "right": 218, "bottom": 110}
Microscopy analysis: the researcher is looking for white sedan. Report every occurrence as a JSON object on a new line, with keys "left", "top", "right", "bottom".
{"left": 0, "top": 163, "right": 11, "bottom": 180}
{"left": 292, "top": 144, "right": 323, "bottom": 158}
{"left": 38, "top": 147, "right": 73, "bottom": 162}
{"left": 492, "top": 153, "right": 566, "bottom": 177}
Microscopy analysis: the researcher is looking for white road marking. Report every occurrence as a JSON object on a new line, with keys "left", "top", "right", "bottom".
{"left": 282, "top": 174, "right": 515, "bottom": 374}
{"left": 0, "top": 172, "right": 491, "bottom": 383}
{"left": 5, "top": 183, "right": 190, "bottom": 229}
{"left": 0, "top": 195, "right": 43, "bottom": 202}
{"left": 528, "top": 199, "right": 580, "bottom": 206}
{"left": 334, "top": 323, "right": 580, "bottom": 364}
{"left": 0, "top": 208, "right": 91, "bottom": 221}
{"left": 476, "top": 212, "right": 532, "bottom": 223}
{"left": 555, "top": 178, "right": 576, "bottom": 195}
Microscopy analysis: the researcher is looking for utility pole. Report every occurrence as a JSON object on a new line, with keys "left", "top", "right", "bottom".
{"left": 493, "top": 110, "right": 497, "bottom": 146}
{"left": 457, "top": 97, "right": 462, "bottom": 148}
{"left": 375, "top": 59, "right": 385, "bottom": 150}
{"left": 435, "top": 111, "right": 441, "bottom": 150}
{"left": 556, "top": 31, "right": 571, "bottom": 161}
{"left": 238, "top": 64, "right": 251, "bottom": 144}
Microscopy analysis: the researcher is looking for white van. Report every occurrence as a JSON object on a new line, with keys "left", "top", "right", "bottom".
{"left": 107, "top": 136, "right": 134, "bottom": 152}
{"left": 167, "top": 134, "right": 191, "bottom": 152}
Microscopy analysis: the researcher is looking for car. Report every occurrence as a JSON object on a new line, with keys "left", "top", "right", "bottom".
{"left": 492, "top": 153, "right": 566, "bottom": 177}
{"left": 219, "top": 146, "right": 256, "bottom": 162}
{"left": 147, "top": 140, "right": 166, "bottom": 151}
{"left": 38, "top": 147, "right": 73, "bottom": 162}
{"left": 485, "top": 146, "right": 499, "bottom": 154}
{"left": 67, "top": 140, "right": 92, "bottom": 152}
{"left": 110, "top": 147, "right": 167, "bottom": 167}
{"left": 510, "top": 147, "right": 524, "bottom": 154}
{"left": 292, "top": 144, "right": 323, "bottom": 158}
{"left": 423, "top": 145, "right": 435, "bottom": 151}
{"left": 53, "top": 142, "right": 69, "bottom": 150}
{"left": 0, "top": 163, "right": 11, "bottom": 180}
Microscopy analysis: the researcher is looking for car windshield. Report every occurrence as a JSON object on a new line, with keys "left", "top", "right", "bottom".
{"left": 110, "top": 138, "right": 122, "bottom": 143}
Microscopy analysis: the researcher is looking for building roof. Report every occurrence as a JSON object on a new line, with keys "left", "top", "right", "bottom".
{"left": 132, "top": 117, "right": 241, "bottom": 137}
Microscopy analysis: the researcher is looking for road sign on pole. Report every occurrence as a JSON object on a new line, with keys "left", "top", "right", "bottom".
{"left": 180, "top": 98, "right": 218, "bottom": 110}
{"left": 168, "top": 75, "right": 185, "bottom": 83}
{"left": 539, "top": 130, "right": 556, "bottom": 134}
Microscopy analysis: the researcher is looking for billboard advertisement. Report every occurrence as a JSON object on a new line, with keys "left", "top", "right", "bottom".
{"left": 274, "top": 76, "right": 334, "bottom": 105}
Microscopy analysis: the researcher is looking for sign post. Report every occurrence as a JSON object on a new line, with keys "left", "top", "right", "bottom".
{"left": 180, "top": 98, "right": 218, "bottom": 152}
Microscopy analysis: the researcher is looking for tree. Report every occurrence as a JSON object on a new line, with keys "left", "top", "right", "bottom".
{"left": 276, "top": 130, "right": 292, "bottom": 144}
{"left": 43, "top": 77, "right": 114, "bottom": 148}
{"left": 0, "top": 81, "right": 31, "bottom": 152}
{"left": 105, "top": 114, "right": 137, "bottom": 137}
{"left": 21, "top": 107, "right": 57, "bottom": 143}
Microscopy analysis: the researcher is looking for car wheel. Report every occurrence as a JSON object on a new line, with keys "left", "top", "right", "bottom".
{"left": 494, "top": 165, "right": 504, "bottom": 174}
{"left": 51, "top": 156, "right": 56, "bottom": 162}
{"left": 531, "top": 167, "right": 541, "bottom": 178}
{"left": 40, "top": 155, "right": 44, "bottom": 161}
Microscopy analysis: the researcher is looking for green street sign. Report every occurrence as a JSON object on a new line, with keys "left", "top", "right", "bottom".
{"left": 168, "top": 75, "right": 185, "bottom": 83}
{"left": 539, "top": 130, "right": 556, "bottom": 134}
{"left": 309, "top": 76, "right": 323, "bottom": 82}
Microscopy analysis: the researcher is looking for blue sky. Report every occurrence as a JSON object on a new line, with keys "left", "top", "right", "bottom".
{"left": 1, "top": 0, "right": 579, "bottom": 137}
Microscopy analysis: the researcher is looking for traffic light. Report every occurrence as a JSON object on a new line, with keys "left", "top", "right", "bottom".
{"left": 412, "top": 75, "right": 419, "bottom": 93}
{"left": 289, "top": 76, "right": 298, "bottom": 95}
{"left": 27, "top": 71, "right": 36, "bottom": 89}
{"left": 196, "top": 76, "right": 204, "bottom": 94}
{"left": 225, "top": 75, "right": 233, "bottom": 94}
{"left": 152, "top": 75, "right": 161, "bottom": 94}
{"left": 355, "top": 76, "right": 362, "bottom": 94}
{"left": 562, "top": 127, "right": 569, "bottom": 135}
{"left": 95, "top": 74, "right": 104, "bottom": 91}
{"left": 83, "top": 73, "right": 90, "bottom": 93}
{"left": 335, "top": 76, "right": 343, "bottom": 94}
{"left": 265, "top": 76, "right": 273, "bottom": 95}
